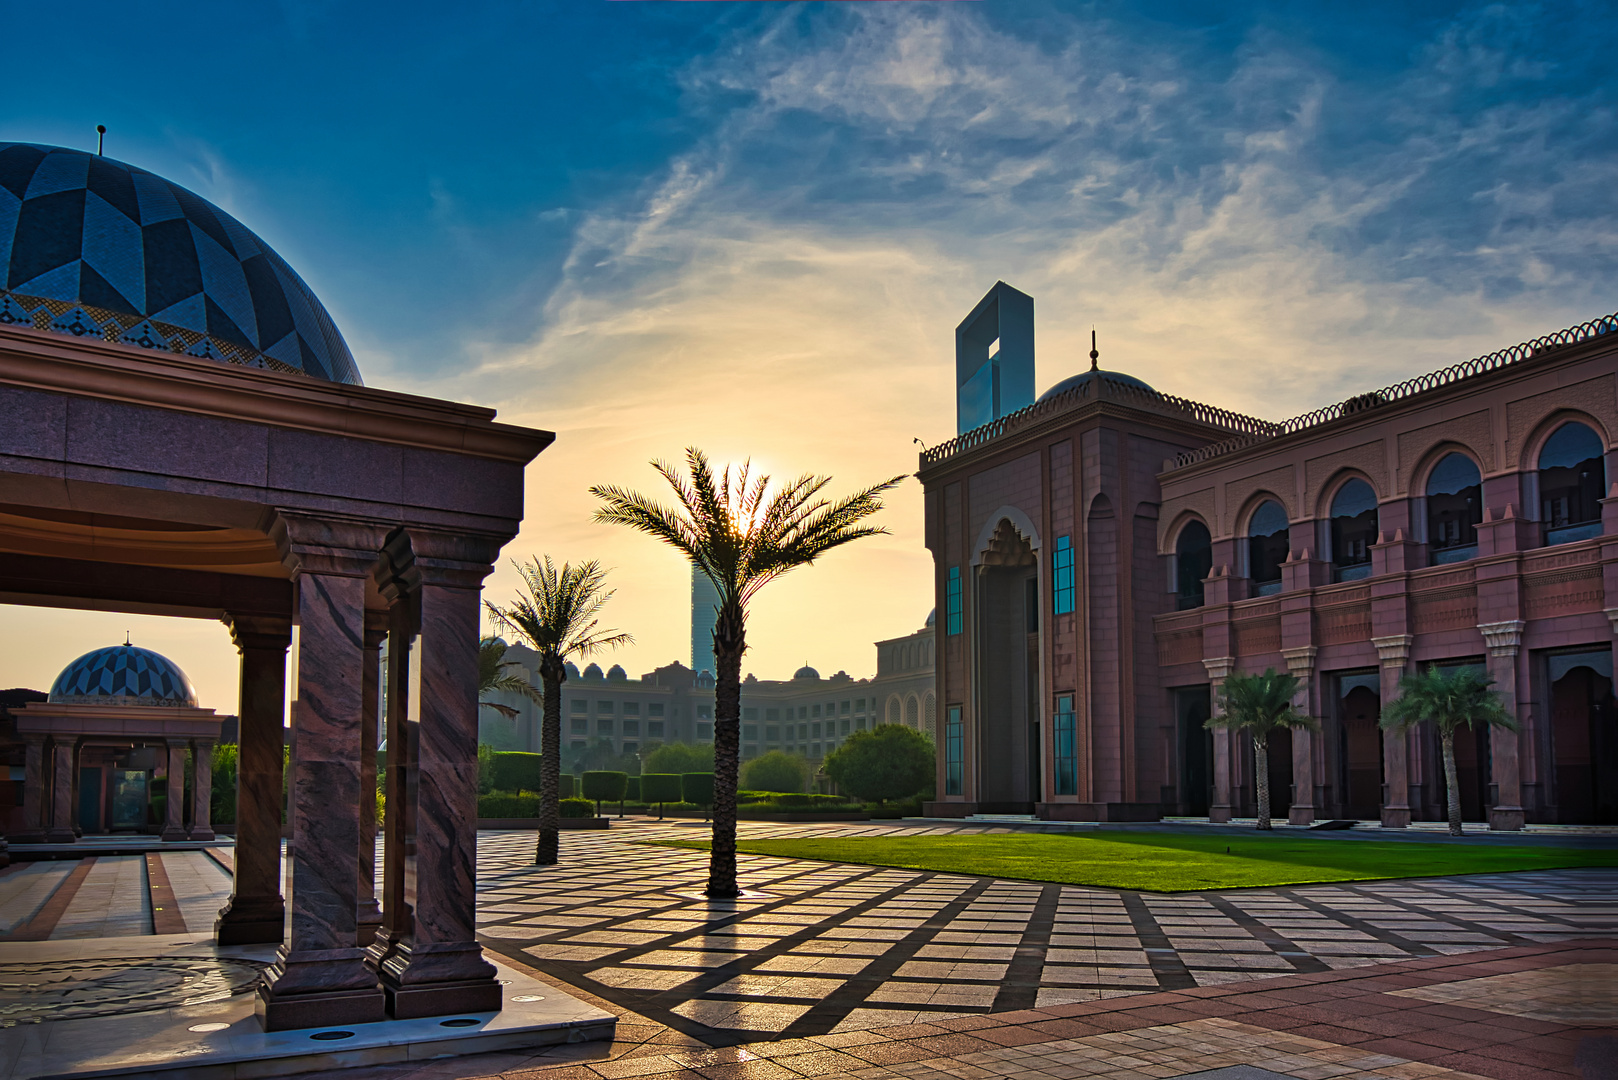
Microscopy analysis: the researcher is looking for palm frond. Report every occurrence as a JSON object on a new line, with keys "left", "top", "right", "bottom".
{"left": 1382, "top": 664, "right": 1517, "bottom": 736}
{"left": 486, "top": 557, "right": 632, "bottom": 668}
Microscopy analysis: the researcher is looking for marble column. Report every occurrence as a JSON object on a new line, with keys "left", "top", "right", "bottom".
{"left": 1373, "top": 634, "right": 1414, "bottom": 828}
{"left": 190, "top": 739, "right": 216, "bottom": 841}
{"left": 368, "top": 531, "right": 419, "bottom": 983}
{"left": 217, "top": 617, "right": 290, "bottom": 946}
{"left": 372, "top": 532, "right": 501, "bottom": 1019}
{"left": 160, "top": 740, "right": 189, "bottom": 841}
{"left": 256, "top": 513, "right": 387, "bottom": 1032}
{"left": 1281, "top": 645, "right": 1317, "bottom": 826}
{"left": 13, "top": 735, "right": 47, "bottom": 843}
{"left": 1479, "top": 620, "right": 1526, "bottom": 831}
{"left": 44, "top": 740, "right": 76, "bottom": 843}
{"left": 357, "top": 612, "right": 387, "bottom": 945}
{"left": 1203, "top": 657, "right": 1235, "bottom": 823}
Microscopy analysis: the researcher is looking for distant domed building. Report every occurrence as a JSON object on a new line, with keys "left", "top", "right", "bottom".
{"left": 8, "top": 643, "right": 231, "bottom": 842}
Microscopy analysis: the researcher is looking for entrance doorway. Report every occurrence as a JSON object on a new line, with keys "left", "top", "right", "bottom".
{"left": 1174, "top": 687, "right": 1211, "bottom": 815}
{"left": 976, "top": 520, "right": 1040, "bottom": 813}
{"left": 1263, "top": 727, "right": 1293, "bottom": 820}
{"left": 1336, "top": 672, "right": 1381, "bottom": 819}
{"left": 1549, "top": 650, "right": 1617, "bottom": 823}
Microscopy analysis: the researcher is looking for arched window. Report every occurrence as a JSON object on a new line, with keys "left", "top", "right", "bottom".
{"left": 1247, "top": 500, "right": 1289, "bottom": 596}
{"left": 905, "top": 695, "right": 919, "bottom": 728}
{"left": 887, "top": 697, "right": 901, "bottom": 724}
{"left": 923, "top": 693, "right": 936, "bottom": 737}
{"left": 1426, "top": 453, "right": 1481, "bottom": 565}
{"left": 1539, "top": 422, "right": 1606, "bottom": 545}
{"left": 1175, "top": 520, "right": 1212, "bottom": 610}
{"left": 1330, "top": 479, "right": 1378, "bottom": 582}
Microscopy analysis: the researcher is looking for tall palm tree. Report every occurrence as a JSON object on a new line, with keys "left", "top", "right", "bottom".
{"left": 1208, "top": 668, "right": 1317, "bottom": 830}
{"left": 1381, "top": 664, "right": 1516, "bottom": 836}
{"left": 487, "top": 558, "right": 631, "bottom": 865}
{"left": 478, "top": 637, "right": 541, "bottom": 722}
{"left": 592, "top": 448, "right": 902, "bottom": 897}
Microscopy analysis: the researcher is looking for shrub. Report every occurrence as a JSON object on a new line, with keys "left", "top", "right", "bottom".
{"left": 489, "top": 751, "right": 543, "bottom": 795}
{"left": 624, "top": 775, "right": 641, "bottom": 801}
{"left": 477, "top": 742, "right": 496, "bottom": 794}
{"left": 641, "top": 773, "right": 683, "bottom": 816}
{"left": 824, "top": 724, "right": 935, "bottom": 803}
{"left": 581, "top": 770, "right": 627, "bottom": 815}
{"left": 741, "top": 751, "right": 809, "bottom": 794}
{"left": 643, "top": 742, "right": 714, "bottom": 775}
{"left": 211, "top": 743, "right": 238, "bottom": 825}
{"left": 681, "top": 772, "right": 714, "bottom": 809}
{"left": 478, "top": 792, "right": 539, "bottom": 818}
{"left": 559, "top": 797, "right": 594, "bottom": 819}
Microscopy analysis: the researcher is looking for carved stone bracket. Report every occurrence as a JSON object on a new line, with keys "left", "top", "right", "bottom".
{"left": 1477, "top": 620, "right": 1527, "bottom": 659}
{"left": 1604, "top": 608, "right": 1618, "bottom": 636}
{"left": 270, "top": 510, "right": 392, "bottom": 579}
{"left": 1280, "top": 645, "right": 1319, "bottom": 679}
{"left": 1371, "top": 634, "right": 1414, "bottom": 667}
{"left": 1202, "top": 656, "right": 1236, "bottom": 681}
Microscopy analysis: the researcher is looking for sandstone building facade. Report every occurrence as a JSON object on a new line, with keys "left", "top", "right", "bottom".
{"left": 920, "top": 308, "right": 1616, "bottom": 827}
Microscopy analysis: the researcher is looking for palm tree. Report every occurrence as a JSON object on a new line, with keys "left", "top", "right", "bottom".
{"left": 478, "top": 637, "right": 541, "bottom": 722}
{"left": 487, "top": 558, "right": 631, "bottom": 865}
{"left": 1208, "top": 668, "right": 1317, "bottom": 830}
{"left": 592, "top": 448, "right": 902, "bottom": 897}
{"left": 1381, "top": 664, "right": 1516, "bottom": 836}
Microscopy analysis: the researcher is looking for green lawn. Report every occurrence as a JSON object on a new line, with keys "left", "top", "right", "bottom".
{"left": 647, "top": 831, "right": 1618, "bottom": 892}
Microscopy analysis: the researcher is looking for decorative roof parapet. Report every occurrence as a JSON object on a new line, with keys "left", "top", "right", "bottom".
{"left": 919, "top": 371, "right": 1278, "bottom": 469}
{"left": 1170, "top": 311, "right": 1618, "bottom": 471}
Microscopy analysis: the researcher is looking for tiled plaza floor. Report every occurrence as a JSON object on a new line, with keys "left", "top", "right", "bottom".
{"left": 467, "top": 822, "right": 1612, "bottom": 1043}
{"left": 2, "top": 821, "right": 1611, "bottom": 1079}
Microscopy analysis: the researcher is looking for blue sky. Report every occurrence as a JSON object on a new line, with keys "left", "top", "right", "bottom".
{"left": 4, "top": 1, "right": 1615, "bottom": 705}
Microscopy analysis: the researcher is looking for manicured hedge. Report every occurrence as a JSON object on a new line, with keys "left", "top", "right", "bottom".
{"left": 559, "top": 797, "right": 594, "bottom": 819}
{"left": 489, "top": 751, "right": 542, "bottom": 795}
{"left": 681, "top": 772, "right": 714, "bottom": 808}
{"left": 581, "top": 771, "right": 627, "bottom": 814}
{"left": 641, "top": 773, "right": 683, "bottom": 811}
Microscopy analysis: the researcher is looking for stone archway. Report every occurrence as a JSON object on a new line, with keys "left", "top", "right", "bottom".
{"left": 976, "top": 518, "right": 1040, "bottom": 813}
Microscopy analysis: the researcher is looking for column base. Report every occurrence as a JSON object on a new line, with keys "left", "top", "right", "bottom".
{"left": 255, "top": 946, "right": 386, "bottom": 1032}
{"left": 6, "top": 831, "right": 45, "bottom": 844}
{"left": 215, "top": 896, "right": 286, "bottom": 946}
{"left": 0, "top": 839, "right": 8, "bottom": 869}
{"left": 1208, "top": 804, "right": 1232, "bottom": 823}
{"left": 376, "top": 940, "right": 501, "bottom": 1020}
{"left": 160, "top": 825, "right": 190, "bottom": 842}
{"left": 1489, "top": 806, "right": 1526, "bottom": 831}
{"left": 188, "top": 826, "right": 217, "bottom": 841}
{"left": 1287, "top": 805, "right": 1316, "bottom": 826}
{"left": 42, "top": 828, "right": 76, "bottom": 843}
{"left": 1381, "top": 806, "right": 1410, "bottom": 828}
{"left": 357, "top": 900, "right": 383, "bottom": 947}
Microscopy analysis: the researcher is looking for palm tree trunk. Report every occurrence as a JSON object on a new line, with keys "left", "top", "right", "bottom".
{"left": 1441, "top": 729, "right": 1462, "bottom": 836}
{"left": 707, "top": 598, "right": 746, "bottom": 898}
{"left": 1253, "top": 734, "right": 1271, "bottom": 830}
{"left": 536, "top": 659, "right": 564, "bottom": 865}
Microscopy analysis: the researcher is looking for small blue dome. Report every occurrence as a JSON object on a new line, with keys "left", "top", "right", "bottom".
{"left": 581, "top": 663, "right": 604, "bottom": 681}
{"left": 0, "top": 143, "right": 361, "bottom": 384}
{"left": 606, "top": 664, "right": 627, "bottom": 682}
{"left": 49, "top": 644, "right": 198, "bottom": 707}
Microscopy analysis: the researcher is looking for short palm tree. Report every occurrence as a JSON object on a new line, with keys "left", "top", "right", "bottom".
{"left": 1381, "top": 664, "right": 1516, "bottom": 836}
{"left": 487, "top": 558, "right": 631, "bottom": 865}
{"left": 593, "top": 447, "right": 902, "bottom": 897}
{"left": 1208, "top": 668, "right": 1317, "bottom": 830}
{"left": 478, "top": 637, "right": 541, "bottom": 721}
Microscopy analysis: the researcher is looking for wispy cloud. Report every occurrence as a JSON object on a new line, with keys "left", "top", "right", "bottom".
{"left": 393, "top": 3, "right": 1618, "bottom": 681}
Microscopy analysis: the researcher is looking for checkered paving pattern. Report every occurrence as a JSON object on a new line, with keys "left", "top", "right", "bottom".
{"left": 472, "top": 822, "right": 1613, "bottom": 1044}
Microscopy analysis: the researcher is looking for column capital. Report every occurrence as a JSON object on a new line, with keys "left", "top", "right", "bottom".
{"left": 271, "top": 511, "right": 391, "bottom": 579}
{"left": 1280, "top": 645, "right": 1319, "bottom": 678}
{"left": 1477, "top": 619, "right": 1527, "bottom": 658}
{"left": 1202, "top": 656, "right": 1237, "bottom": 681}
{"left": 1604, "top": 608, "right": 1618, "bottom": 635}
{"left": 226, "top": 614, "right": 292, "bottom": 654}
{"left": 1371, "top": 634, "right": 1414, "bottom": 666}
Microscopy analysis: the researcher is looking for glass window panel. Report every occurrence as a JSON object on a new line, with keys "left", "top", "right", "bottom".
{"left": 1426, "top": 453, "right": 1481, "bottom": 563}
{"left": 1331, "top": 479, "right": 1378, "bottom": 581}
{"left": 1175, "top": 520, "right": 1211, "bottom": 610}
{"left": 1539, "top": 422, "right": 1605, "bottom": 544}
{"left": 1053, "top": 694, "right": 1076, "bottom": 796}
{"left": 1247, "top": 500, "right": 1289, "bottom": 591}
{"left": 945, "top": 705, "right": 964, "bottom": 796}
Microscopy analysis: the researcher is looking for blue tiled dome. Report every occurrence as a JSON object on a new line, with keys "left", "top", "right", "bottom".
{"left": 48, "top": 644, "right": 198, "bottom": 708}
{"left": 0, "top": 143, "right": 361, "bottom": 384}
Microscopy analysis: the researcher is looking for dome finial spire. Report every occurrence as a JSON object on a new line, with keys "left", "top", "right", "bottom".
{"left": 1089, "top": 328, "right": 1099, "bottom": 371}
{"left": 124, "top": 630, "right": 130, "bottom": 646}
{"left": 96, "top": 125, "right": 106, "bottom": 156}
